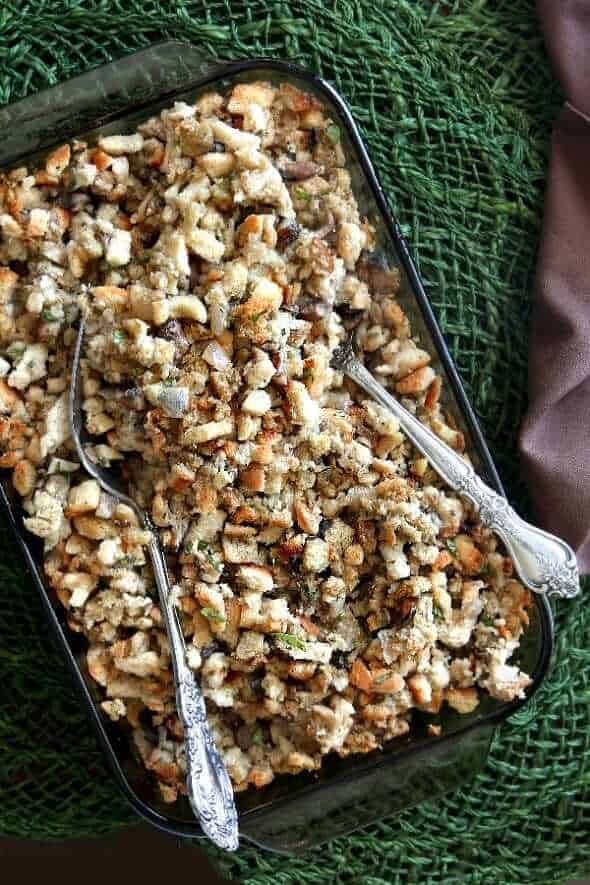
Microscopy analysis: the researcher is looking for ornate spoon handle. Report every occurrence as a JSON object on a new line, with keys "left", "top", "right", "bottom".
{"left": 148, "top": 536, "right": 240, "bottom": 851}
{"left": 340, "top": 354, "right": 579, "bottom": 599}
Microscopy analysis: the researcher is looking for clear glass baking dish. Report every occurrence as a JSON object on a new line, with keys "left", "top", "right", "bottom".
{"left": 0, "top": 42, "right": 553, "bottom": 854}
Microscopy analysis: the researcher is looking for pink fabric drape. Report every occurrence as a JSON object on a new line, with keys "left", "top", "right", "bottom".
{"left": 519, "top": 0, "right": 590, "bottom": 573}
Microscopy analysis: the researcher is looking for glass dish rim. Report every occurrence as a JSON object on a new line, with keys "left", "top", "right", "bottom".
{"left": 0, "top": 42, "right": 554, "bottom": 842}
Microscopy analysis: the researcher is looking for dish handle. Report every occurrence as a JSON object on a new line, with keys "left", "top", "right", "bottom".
{"left": 0, "top": 41, "right": 229, "bottom": 169}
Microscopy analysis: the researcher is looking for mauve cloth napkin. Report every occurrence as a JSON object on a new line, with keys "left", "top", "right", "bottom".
{"left": 519, "top": 0, "right": 590, "bottom": 574}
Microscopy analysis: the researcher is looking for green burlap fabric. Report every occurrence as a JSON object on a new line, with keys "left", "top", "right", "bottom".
{"left": 1, "top": 1, "right": 589, "bottom": 882}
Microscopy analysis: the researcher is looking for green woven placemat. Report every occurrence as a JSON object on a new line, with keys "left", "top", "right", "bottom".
{"left": 1, "top": 1, "right": 589, "bottom": 883}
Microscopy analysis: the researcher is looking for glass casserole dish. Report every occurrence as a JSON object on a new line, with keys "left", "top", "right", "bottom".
{"left": 0, "top": 42, "right": 553, "bottom": 854}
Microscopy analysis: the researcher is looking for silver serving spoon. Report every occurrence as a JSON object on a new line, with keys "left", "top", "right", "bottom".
{"left": 69, "top": 318, "right": 239, "bottom": 851}
{"left": 331, "top": 332, "right": 579, "bottom": 599}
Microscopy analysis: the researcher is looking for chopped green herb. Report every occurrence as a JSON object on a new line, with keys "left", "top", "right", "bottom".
{"left": 299, "top": 582, "right": 318, "bottom": 603}
{"left": 293, "top": 186, "right": 312, "bottom": 201}
{"left": 196, "top": 540, "right": 222, "bottom": 570}
{"left": 374, "top": 670, "right": 392, "bottom": 685}
{"left": 479, "top": 561, "right": 495, "bottom": 578}
{"left": 162, "top": 376, "right": 176, "bottom": 386}
{"left": 26, "top": 360, "right": 36, "bottom": 369}
{"left": 184, "top": 541, "right": 194, "bottom": 554}
{"left": 112, "top": 329, "right": 127, "bottom": 345}
{"left": 433, "top": 602, "right": 445, "bottom": 622}
{"left": 41, "top": 308, "right": 59, "bottom": 323}
{"left": 250, "top": 309, "right": 268, "bottom": 323}
{"left": 325, "top": 123, "right": 341, "bottom": 144}
{"left": 201, "top": 607, "right": 226, "bottom": 622}
{"left": 118, "top": 554, "right": 139, "bottom": 567}
{"left": 480, "top": 614, "right": 495, "bottom": 627}
{"left": 271, "top": 632, "right": 307, "bottom": 651}
{"left": 6, "top": 342, "right": 26, "bottom": 359}
{"left": 252, "top": 726, "right": 264, "bottom": 746}
{"left": 206, "top": 552, "right": 222, "bottom": 571}
{"left": 445, "top": 538, "right": 457, "bottom": 554}
{"left": 47, "top": 458, "right": 78, "bottom": 475}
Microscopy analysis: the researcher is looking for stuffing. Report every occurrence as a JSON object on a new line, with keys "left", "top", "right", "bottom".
{"left": 240, "top": 163, "right": 293, "bottom": 216}
{"left": 182, "top": 418, "right": 234, "bottom": 445}
{"left": 23, "top": 484, "right": 69, "bottom": 550}
{"left": 211, "top": 119, "right": 260, "bottom": 152}
{"left": 237, "top": 565, "right": 274, "bottom": 594}
{"left": 2, "top": 80, "right": 531, "bottom": 807}
{"left": 244, "top": 349, "right": 275, "bottom": 389}
{"left": 185, "top": 227, "right": 225, "bottom": 262}
{"left": 63, "top": 572, "right": 99, "bottom": 608}
{"left": 241, "top": 389, "right": 271, "bottom": 416}
{"left": 12, "top": 460, "right": 37, "bottom": 497}
{"left": 445, "top": 686, "right": 479, "bottom": 714}
{"left": 337, "top": 222, "right": 366, "bottom": 269}
{"left": 235, "top": 630, "right": 266, "bottom": 660}
{"left": 287, "top": 381, "right": 320, "bottom": 428}
{"left": 8, "top": 344, "right": 49, "bottom": 390}
{"left": 66, "top": 480, "right": 101, "bottom": 517}
{"left": 309, "top": 698, "right": 356, "bottom": 753}
{"left": 45, "top": 143, "right": 70, "bottom": 178}
{"left": 168, "top": 294, "right": 207, "bottom": 323}
{"left": 482, "top": 661, "right": 531, "bottom": 701}
{"left": 303, "top": 538, "right": 331, "bottom": 573}
{"left": 105, "top": 228, "right": 132, "bottom": 266}
{"left": 0, "top": 267, "right": 19, "bottom": 302}
{"left": 98, "top": 133, "right": 144, "bottom": 155}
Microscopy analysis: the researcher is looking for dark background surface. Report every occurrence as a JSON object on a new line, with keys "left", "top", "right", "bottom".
{"left": 0, "top": 827, "right": 230, "bottom": 882}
